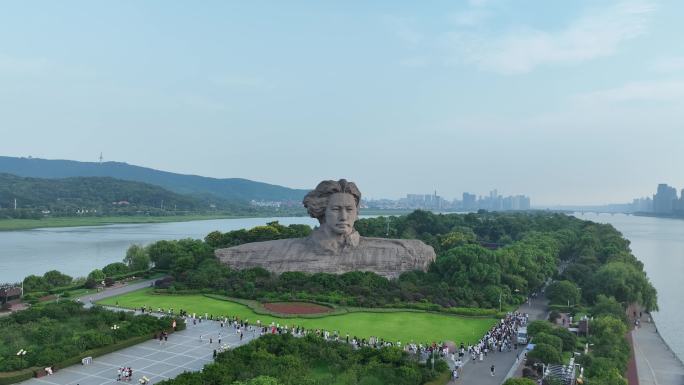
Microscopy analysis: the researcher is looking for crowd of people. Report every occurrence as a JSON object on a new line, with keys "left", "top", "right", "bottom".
{"left": 117, "top": 367, "right": 133, "bottom": 381}
{"left": 114, "top": 303, "right": 530, "bottom": 383}
{"left": 468, "top": 311, "right": 529, "bottom": 363}
{"left": 183, "top": 309, "right": 529, "bottom": 370}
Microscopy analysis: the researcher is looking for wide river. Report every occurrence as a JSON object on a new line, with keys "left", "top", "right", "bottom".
{"left": 0, "top": 213, "right": 681, "bottom": 360}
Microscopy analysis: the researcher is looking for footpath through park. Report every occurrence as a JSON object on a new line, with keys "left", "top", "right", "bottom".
{"left": 632, "top": 313, "right": 684, "bottom": 385}
{"left": 450, "top": 296, "right": 549, "bottom": 385}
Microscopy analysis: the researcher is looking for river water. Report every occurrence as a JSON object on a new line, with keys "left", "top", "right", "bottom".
{"left": 0, "top": 217, "right": 319, "bottom": 283}
{"left": 574, "top": 212, "right": 683, "bottom": 362}
{"left": 0, "top": 213, "right": 680, "bottom": 360}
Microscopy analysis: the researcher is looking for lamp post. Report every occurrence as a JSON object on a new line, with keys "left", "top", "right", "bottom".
{"left": 431, "top": 347, "right": 435, "bottom": 371}
{"left": 499, "top": 289, "right": 502, "bottom": 313}
{"left": 16, "top": 349, "right": 27, "bottom": 367}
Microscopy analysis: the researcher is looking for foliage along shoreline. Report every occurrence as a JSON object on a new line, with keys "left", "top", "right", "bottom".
{"left": 0, "top": 209, "right": 415, "bottom": 232}
{"left": 0, "top": 213, "right": 289, "bottom": 232}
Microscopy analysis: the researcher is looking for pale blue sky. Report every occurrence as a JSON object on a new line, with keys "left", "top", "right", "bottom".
{"left": 1, "top": 0, "right": 683, "bottom": 205}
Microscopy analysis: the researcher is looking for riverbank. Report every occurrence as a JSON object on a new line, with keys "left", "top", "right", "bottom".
{"left": 0, "top": 214, "right": 298, "bottom": 231}
{"left": 633, "top": 313, "right": 684, "bottom": 385}
{"left": 633, "top": 212, "right": 684, "bottom": 221}
{"left": 0, "top": 210, "right": 415, "bottom": 232}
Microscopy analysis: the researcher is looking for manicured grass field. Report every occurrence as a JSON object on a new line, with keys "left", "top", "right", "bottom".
{"left": 98, "top": 289, "right": 495, "bottom": 345}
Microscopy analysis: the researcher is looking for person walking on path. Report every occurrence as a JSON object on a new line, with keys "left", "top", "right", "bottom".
{"left": 490, "top": 364, "right": 495, "bottom": 376}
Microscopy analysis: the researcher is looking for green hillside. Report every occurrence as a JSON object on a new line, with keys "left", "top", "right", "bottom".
{"left": 0, "top": 173, "right": 238, "bottom": 219}
{"left": 0, "top": 156, "right": 309, "bottom": 202}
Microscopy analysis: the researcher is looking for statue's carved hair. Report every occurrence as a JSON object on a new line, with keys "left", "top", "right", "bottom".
{"left": 303, "top": 179, "right": 361, "bottom": 221}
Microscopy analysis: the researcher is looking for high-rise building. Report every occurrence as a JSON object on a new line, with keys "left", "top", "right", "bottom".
{"left": 462, "top": 193, "right": 477, "bottom": 211}
{"left": 631, "top": 197, "right": 653, "bottom": 212}
{"left": 653, "top": 184, "right": 678, "bottom": 214}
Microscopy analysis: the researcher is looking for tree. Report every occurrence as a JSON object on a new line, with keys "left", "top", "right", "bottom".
{"left": 527, "top": 320, "right": 554, "bottom": 337}
{"left": 124, "top": 244, "right": 151, "bottom": 271}
{"left": 588, "top": 316, "right": 629, "bottom": 370}
{"left": 42, "top": 270, "right": 73, "bottom": 288}
{"left": 85, "top": 269, "right": 106, "bottom": 289}
{"left": 591, "top": 295, "right": 625, "bottom": 322}
{"left": 546, "top": 280, "right": 580, "bottom": 306}
{"left": 102, "top": 262, "right": 129, "bottom": 277}
{"left": 533, "top": 333, "right": 563, "bottom": 352}
{"left": 503, "top": 379, "right": 537, "bottom": 385}
{"left": 232, "top": 376, "right": 283, "bottom": 385}
{"left": 147, "top": 240, "right": 183, "bottom": 270}
{"left": 22, "top": 274, "right": 48, "bottom": 292}
{"left": 87, "top": 269, "right": 106, "bottom": 282}
{"left": 589, "top": 262, "right": 658, "bottom": 312}
{"left": 527, "top": 343, "right": 561, "bottom": 364}
{"left": 588, "top": 369, "right": 627, "bottom": 385}
{"left": 204, "top": 231, "right": 224, "bottom": 248}
{"left": 549, "top": 327, "right": 577, "bottom": 352}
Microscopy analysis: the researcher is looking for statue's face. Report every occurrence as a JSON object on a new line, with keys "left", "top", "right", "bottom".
{"left": 324, "top": 193, "right": 358, "bottom": 236}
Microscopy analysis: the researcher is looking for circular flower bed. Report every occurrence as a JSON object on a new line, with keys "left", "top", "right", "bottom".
{"left": 263, "top": 302, "right": 333, "bottom": 315}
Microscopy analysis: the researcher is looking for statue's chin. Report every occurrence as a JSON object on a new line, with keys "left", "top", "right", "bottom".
{"left": 324, "top": 225, "right": 351, "bottom": 236}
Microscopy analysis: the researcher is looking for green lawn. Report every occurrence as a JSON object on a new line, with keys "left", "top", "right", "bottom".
{"left": 98, "top": 289, "right": 495, "bottom": 345}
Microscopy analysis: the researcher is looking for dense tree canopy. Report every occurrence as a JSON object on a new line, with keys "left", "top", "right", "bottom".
{"left": 158, "top": 333, "right": 445, "bottom": 385}
{"left": 124, "top": 244, "right": 151, "bottom": 271}
{"left": 102, "top": 262, "right": 129, "bottom": 277}
{"left": 138, "top": 211, "right": 658, "bottom": 312}
{"left": 546, "top": 280, "right": 581, "bottom": 306}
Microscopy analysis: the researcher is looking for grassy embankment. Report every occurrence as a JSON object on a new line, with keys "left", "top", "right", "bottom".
{"left": 99, "top": 288, "right": 495, "bottom": 345}
{"left": 0, "top": 209, "right": 421, "bottom": 231}
{"left": 0, "top": 214, "right": 267, "bottom": 231}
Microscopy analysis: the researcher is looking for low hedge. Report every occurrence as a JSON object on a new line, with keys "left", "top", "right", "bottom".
{"left": 54, "top": 333, "right": 153, "bottom": 369}
{"left": 0, "top": 335, "right": 152, "bottom": 385}
{"left": 0, "top": 316, "right": 183, "bottom": 385}
{"left": 108, "top": 269, "right": 156, "bottom": 282}
{"left": 45, "top": 270, "right": 159, "bottom": 296}
{"left": 48, "top": 282, "right": 86, "bottom": 295}
{"left": 0, "top": 369, "right": 34, "bottom": 385}
{"left": 444, "top": 307, "right": 507, "bottom": 318}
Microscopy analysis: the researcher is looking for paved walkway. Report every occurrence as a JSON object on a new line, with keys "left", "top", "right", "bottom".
{"left": 633, "top": 314, "right": 684, "bottom": 385}
{"left": 451, "top": 296, "right": 549, "bottom": 385}
{"left": 20, "top": 278, "right": 258, "bottom": 385}
{"left": 20, "top": 317, "right": 258, "bottom": 385}
{"left": 75, "top": 279, "right": 158, "bottom": 307}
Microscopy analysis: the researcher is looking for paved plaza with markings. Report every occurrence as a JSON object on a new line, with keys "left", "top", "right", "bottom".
{"left": 20, "top": 315, "right": 258, "bottom": 385}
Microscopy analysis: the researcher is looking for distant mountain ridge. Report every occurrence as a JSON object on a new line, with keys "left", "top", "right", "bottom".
{"left": 0, "top": 173, "right": 221, "bottom": 214}
{"left": 0, "top": 156, "right": 309, "bottom": 202}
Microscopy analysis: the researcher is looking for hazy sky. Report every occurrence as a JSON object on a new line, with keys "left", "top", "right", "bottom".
{"left": 1, "top": 0, "right": 683, "bottom": 205}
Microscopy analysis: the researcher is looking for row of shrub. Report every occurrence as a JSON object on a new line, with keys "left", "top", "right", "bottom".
{"left": 158, "top": 333, "right": 447, "bottom": 385}
{"left": 0, "top": 301, "right": 183, "bottom": 373}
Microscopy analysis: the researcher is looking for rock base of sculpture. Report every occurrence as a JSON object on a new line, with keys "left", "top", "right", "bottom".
{"left": 215, "top": 234, "right": 436, "bottom": 279}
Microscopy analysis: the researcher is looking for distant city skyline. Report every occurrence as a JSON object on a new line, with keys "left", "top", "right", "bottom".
{"left": 1, "top": 1, "right": 683, "bottom": 205}
{"left": 364, "top": 189, "right": 531, "bottom": 211}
